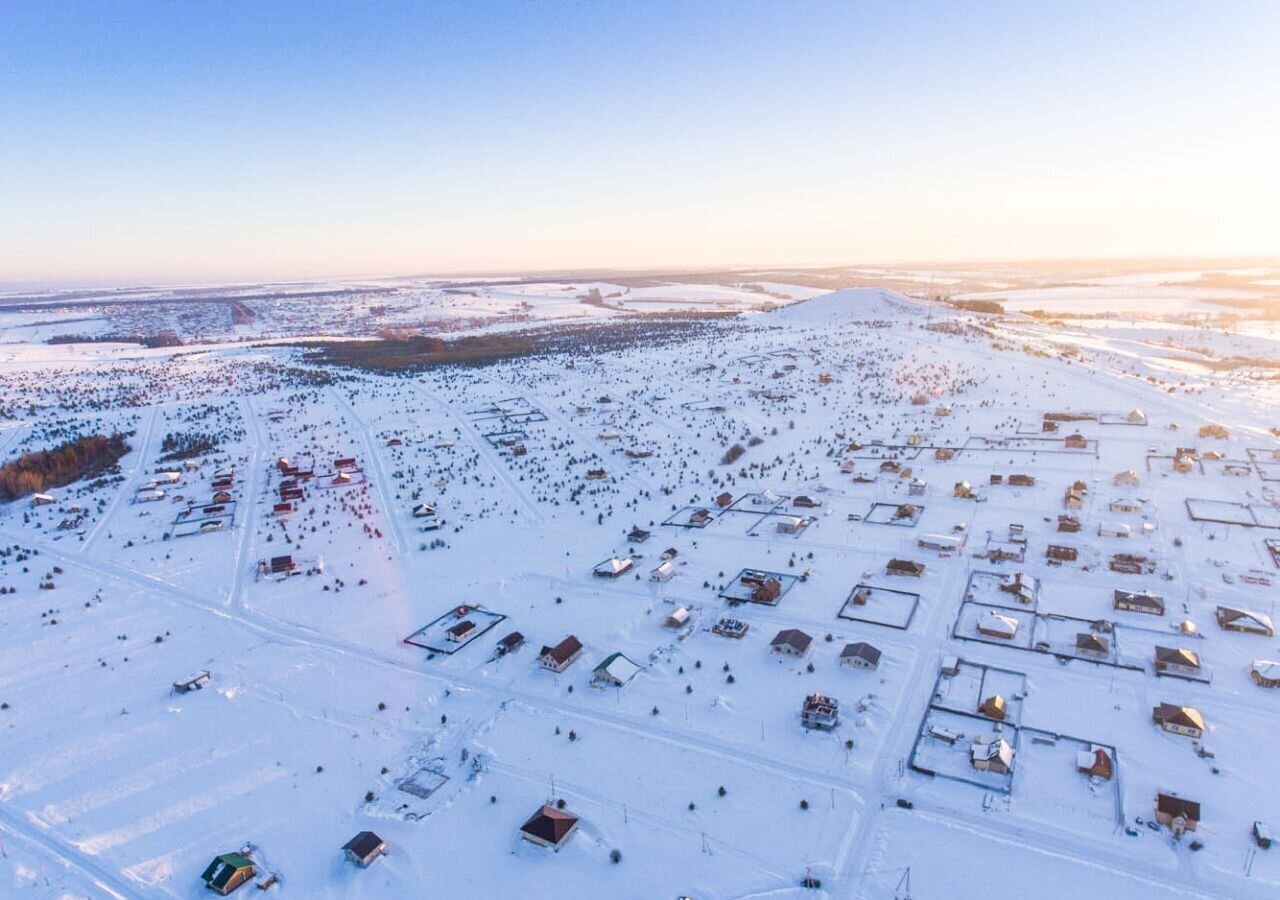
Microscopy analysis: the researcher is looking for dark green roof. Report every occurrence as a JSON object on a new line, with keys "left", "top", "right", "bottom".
{"left": 201, "top": 853, "right": 254, "bottom": 888}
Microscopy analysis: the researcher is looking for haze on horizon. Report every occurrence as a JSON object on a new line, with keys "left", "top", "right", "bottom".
{"left": 2, "top": 0, "right": 1278, "bottom": 287}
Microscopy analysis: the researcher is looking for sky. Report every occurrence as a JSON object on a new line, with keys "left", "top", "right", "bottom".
{"left": 1, "top": 0, "right": 1279, "bottom": 286}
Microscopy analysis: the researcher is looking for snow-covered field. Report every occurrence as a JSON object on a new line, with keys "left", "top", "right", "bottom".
{"left": 1, "top": 275, "right": 1280, "bottom": 899}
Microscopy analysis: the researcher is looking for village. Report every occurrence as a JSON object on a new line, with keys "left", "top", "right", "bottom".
{"left": 1, "top": 279, "right": 1280, "bottom": 899}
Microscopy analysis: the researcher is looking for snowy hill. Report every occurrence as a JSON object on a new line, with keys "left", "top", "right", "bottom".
{"left": 766, "top": 287, "right": 938, "bottom": 326}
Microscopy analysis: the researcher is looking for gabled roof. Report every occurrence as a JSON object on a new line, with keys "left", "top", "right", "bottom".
{"left": 1156, "top": 793, "right": 1200, "bottom": 821}
{"left": 1153, "top": 703, "right": 1205, "bottom": 731}
{"left": 201, "top": 853, "right": 254, "bottom": 888}
{"left": 592, "top": 652, "right": 642, "bottom": 686}
{"left": 771, "top": 628, "right": 812, "bottom": 652}
{"left": 540, "top": 635, "right": 583, "bottom": 665}
{"left": 840, "top": 642, "right": 881, "bottom": 665}
{"left": 1155, "top": 646, "right": 1200, "bottom": 669}
{"left": 342, "top": 831, "right": 386, "bottom": 859}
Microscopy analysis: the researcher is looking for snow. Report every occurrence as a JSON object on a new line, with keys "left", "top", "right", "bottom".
{"left": 0, "top": 267, "right": 1279, "bottom": 898}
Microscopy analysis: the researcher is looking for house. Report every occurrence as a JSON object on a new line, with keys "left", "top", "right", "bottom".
{"left": 29, "top": 492, "right": 55, "bottom": 507}
{"left": 1126, "top": 408, "right": 1147, "bottom": 424}
{"left": 893, "top": 503, "right": 918, "bottom": 520}
{"left": 593, "top": 557, "right": 633, "bottom": 578}
{"left": 776, "top": 515, "right": 806, "bottom": 535}
{"left": 334, "top": 457, "right": 357, "bottom": 470}
{"left": 266, "top": 555, "right": 296, "bottom": 576}
{"left": 1109, "top": 498, "right": 1143, "bottom": 514}
{"left": 201, "top": 853, "right": 255, "bottom": 895}
{"left": 909, "top": 477, "right": 927, "bottom": 496}
{"left": 918, "top": 533, "right": 964, "bottom": 553}
{"left": 953, "top": 481, "right": 975, "bottom": 499}
{"left": 751, "top": 577, "right": 782, "bottom": 604}
{"left": 592, "top": 652, "right": 642, "bottom": 688}
{"left": 978, "top": 694, "right": 1007, "bottom": 720}
{"left": 332, "top": 471, "right": 352, "bottom": 485}
{"left": 342, "top": 831, "right": 387, "bottom": 867}
{"left": 1076, "top": 632, "right": 1110, "bottom": 657}
{"left": 211, "top": 490, "right": 233, "bottom": 504}
{"left": 627, "top": 527, "right": 651, "bottom": 543}
{"left": 446, "top": 619, "right": 476, "bottom": 643}
{"left": 793, "top": 495, "right": 822, "bottom": 509}
{"left": 1046, "top": 544, "right": 1078, "bottom": 562}
{"left": 1113, "top": 589, "right": 1164, "bottom": 616}
{"left": 934, "top": 448, "right": 955, "bottom": 461}
{"left": 940, "top": 656, "right": 961, "bottom": 677}
{"left": 839, "top": 642, "right": 881, "bottom": 670}
{"left": 1216, "top": 606, "right": 1274, "bottom": 636}
{"left": 1008, "top": 473, "right": 1036, "bottom": 487}
{"left": 1057, "top": 515, "right": 1081, "bottom": 533}
{"left": 661, "top": 547, "right": 678, "bottom": 560}
{"left": 990, "top": 473, "right": 1005, "bottom": 485}
{"left": 650, "top": 560, "right": 676, "bottom": 582}
{"left": 1155, "top": 793, "right": 1200, "bottom": 833}
{"left": 665, "top": 607, "right": 690, "bottom": 628}
{"left": 272, "top": 502, "right": 293, "bottom": 517}
{"left": 934, "top": 405, "right": 952, "bottom": 417}
{"left": 412, "top": 502, "right": 436, "bottom": 518}
{"left": 201, "top": 520, "right": 224, "bottom": 533}
{"left": 977, "top": 610, "right": 1019, "bottom": 640}
{"left": 801, "top": 692, "right": 839, "bottom": 730}
{"left": 1199, "top": 423, "right": 1230, "bottom": 439}
{"left": 539, "top": 635, "right": 583, "bottom": 672}
{"left": 689, "top": 508, "right": 712, "bottom": 526}
{"left": 714, "top": 492, "right": 734, "bottom": 508}
{"left": 137, "top": 487, "right": 165, "bottom": 502}
{"left": 886, "top": 558, "right": 925, "bottom": 577}
{"left": 970, "top": 738, "right": 1015, "bottom": 774}
{"left": 519, "top": 805, "right": 580, "bottom": 851}
{"left": 1251, "top": 660, "right": 1280, "bottom": 688}
{"left": 1114, "top": 469, "right": 1141, "bottom": 487}
{"left": 1064, "top": 433, "right": 1088, "bottom": 449}
{"left": 586, "top": 468, "right": 607, "bottom": 480}
{"left": 1110, "top": 553, "right": 1152, "bottom": 574}
{"left": 998, "top": 572, "right": 1038, "bottom": 604}
{"left": 1152, "top": 703, "right": 1205, "bottom": 738}
{"left": 1063, "top": 487, "right": 1085, "bottom": 510}
{"left": 495, "top": 632, "right": 524, "bottom": 656}
{"left": 1076, "top": 747, "right": 1114, "bottom": 780}
{"left": 1154, "top": 646, "right": 1201, "bottom": 677}
{"left": 771, "top": 628, "right": 813, "bottom": 658}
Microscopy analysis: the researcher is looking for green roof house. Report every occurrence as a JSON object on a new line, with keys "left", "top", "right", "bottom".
{"left": 201, "top": 853, "right": 255, "bottom": 895}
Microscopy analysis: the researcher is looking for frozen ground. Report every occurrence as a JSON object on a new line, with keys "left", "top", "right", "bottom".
{"left": 1, "top": 274, "right": 1279, "bottom": 898}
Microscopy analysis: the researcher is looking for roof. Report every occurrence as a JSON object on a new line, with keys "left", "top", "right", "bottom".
{"left": 593, "top": 652, "right": 642, "bottom": 686}
{"left": 540, "top": 635, "right": 583, "bottom": 665}
{"left": 342, "top": 831, "right": 385, "bottom": 858}
{"left": 1154, "top": 703, "right": 1205, "bottom": 731}
{"left": 1155, "top": 646, "right": 1200, "bottom": 669}
{"left": 840, "top": 642, "right": 881, "bottom": 665}
{"left": 520, "top": 806, "right": 579, "bottom": 845}
{"left": 1156, "top": 793, "right": 1201, "bottom": 821}
{"left": 971, "top": 738, "right": 1014, "bottom": 768}
{"left": 771, "top": 628, "right": 812, "bottom": 651}
{"left": 201, "top": 853, "right": 254, "bottom": 888}
{"left": 980, "top": 610, "right": 1019, "bottom": 635}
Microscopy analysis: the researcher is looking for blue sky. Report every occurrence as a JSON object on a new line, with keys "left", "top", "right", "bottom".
{"left": 2, "top": 1, "right": 1278, "bottom": 284}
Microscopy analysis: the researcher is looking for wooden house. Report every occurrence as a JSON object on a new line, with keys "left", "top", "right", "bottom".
{"left": 1114, "top": 590, "right": 1164, "bottom": 616}
{"left": 839, "top": 642, "right": 881, "bottom": 670}
{"left": 201, "top": 853, "right": 255, "bottom": 895}
{"left": 1154, "top": 646, "right": 1200, "bottom": 677}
